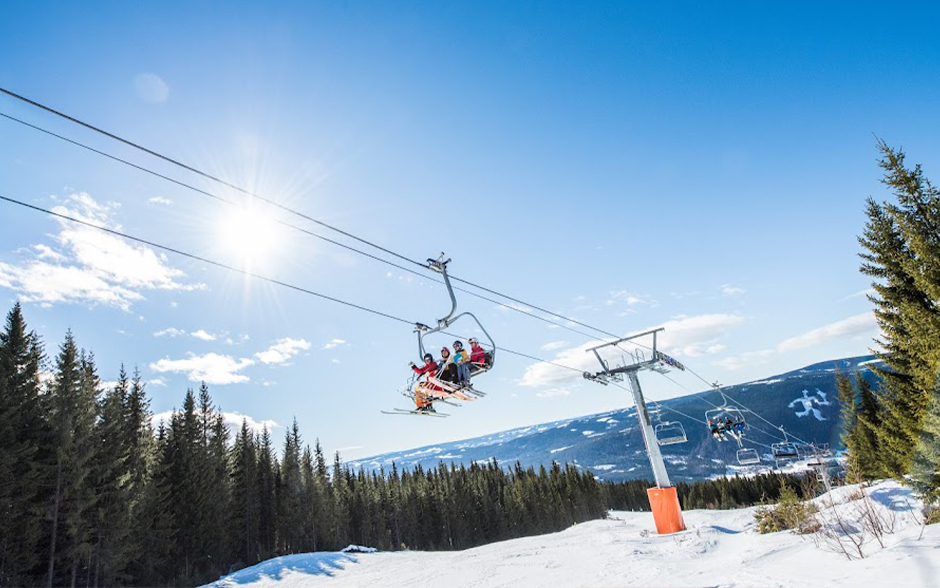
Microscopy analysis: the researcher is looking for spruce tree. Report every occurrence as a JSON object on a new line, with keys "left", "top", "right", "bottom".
{"left": 0, "top": 303, "right": 46, "bottom": 587}
{"left": 859, "top": 142, "right": 940, "bottom": 477}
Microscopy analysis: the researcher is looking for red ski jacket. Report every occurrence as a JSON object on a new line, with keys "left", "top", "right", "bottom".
{"left": 470, "top": 344, "right": 487, "bottom": 365}
{"left": 412, "top": 359, "right": 439, "bottom": 377}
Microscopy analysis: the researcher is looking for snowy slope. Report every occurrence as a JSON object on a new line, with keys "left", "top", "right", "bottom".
{"left": 204, "top": 481, "right": 938, "bottom": 588}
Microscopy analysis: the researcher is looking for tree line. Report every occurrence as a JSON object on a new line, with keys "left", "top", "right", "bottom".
{"left": 0, "top": 304, "right": 610, "bottom": 587}
{"left": 605, "top": 472, "right": 808, "bottom": 512}
{"left": 836, "top": 141, "right": 940, "bottom": 508}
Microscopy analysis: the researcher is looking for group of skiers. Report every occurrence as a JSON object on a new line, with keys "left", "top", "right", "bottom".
{"left": 408, "top": 338, "right": 490, "bottom": 411}
{"left": 709, "top": 416, "right": 746, "bottom": 440}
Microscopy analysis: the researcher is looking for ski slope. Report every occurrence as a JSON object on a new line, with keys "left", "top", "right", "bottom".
{"left": 205, "top": 481, "right": 938, "bottom": 588}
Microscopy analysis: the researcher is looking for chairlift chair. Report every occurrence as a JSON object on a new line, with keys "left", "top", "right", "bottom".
{"left": 415, "top": 254, "right": 496, "bottom": 377}
{"left": 771, "top": 442, "right": 799, "bottom": 461}
{"left": 654, "top": 421, "right": 688, "bottom": 446}
{"left": 736, "top": 448, "right": 761, "bottom": 465}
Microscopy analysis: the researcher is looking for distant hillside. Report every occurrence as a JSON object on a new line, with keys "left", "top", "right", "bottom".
{"left": 350, "top": 356, "right": 880, "bottom": 482}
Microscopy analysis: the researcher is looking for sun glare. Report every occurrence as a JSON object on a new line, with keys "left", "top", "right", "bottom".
{"left": 217, "top": 207, "right": 284, "bottom": 269}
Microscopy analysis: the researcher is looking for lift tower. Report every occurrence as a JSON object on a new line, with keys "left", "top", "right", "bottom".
{"left": 584, "top": 328, "right": 687, "bottom": 534}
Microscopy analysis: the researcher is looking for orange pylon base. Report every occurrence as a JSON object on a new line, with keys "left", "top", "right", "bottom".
{"left": 647, "top": 486, "right": 686, "bottom": 534}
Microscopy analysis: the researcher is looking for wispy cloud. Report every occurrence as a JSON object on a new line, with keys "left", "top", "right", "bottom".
{"left": 536, "top": 388, "right": 571, "bottom": 398}
{"left": 776, "top": 312, "right": 877, "bottom": 352}
{"left": 149, "top": 353, "right": 254, "bottom": 385}
{"left": 147, "top": 196, "right": 173, "bottom": 206}
{"left": 717, "top": 312, "right": 878, "bottom": 370}
{"left": 152, "top": 410, "right": 277, "bottom": 435}
{"left": 154, "top": 327, "right": 186, "bottom": 338}
{"left": 720, "top": 284, "right": 746, "bottom": 297}
{"left": 255, "top": 338, "right": 311, "bottom": 365}
{"left": 0, "top": 193, "right": 202, "bottom": 310}
{"left": 323, "top": 338, "right": 348, "bottom": 350}
{"left": 191, "top": 329, "right": 217, "bottom": 342}
{"left": 541, "top": 341, "right": 568, "bottom": 351}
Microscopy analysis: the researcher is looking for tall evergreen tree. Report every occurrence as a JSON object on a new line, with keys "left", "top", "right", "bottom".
{"left": 0, "top": 303, "right": 46, "bottom": 587}
{"left": 859, "top": 142, "right": 940, "bottom": 478}
{"left": 46, "top": 337, "right": 100, "bottom": 588}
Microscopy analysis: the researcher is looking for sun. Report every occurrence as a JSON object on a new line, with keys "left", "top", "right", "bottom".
{"left": 217, "top": 206, "right": 284, "bottom": 270}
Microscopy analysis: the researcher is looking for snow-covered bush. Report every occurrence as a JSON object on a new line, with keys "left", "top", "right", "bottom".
{"left": 754, "top": 483, "right": 819, "bottom": 534}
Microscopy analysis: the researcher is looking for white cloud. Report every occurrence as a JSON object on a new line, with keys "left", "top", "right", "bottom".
{"left": 604, "top": 290, "right": 650, "bottom": 307}
{"left": 520, "top": 314, "right": 743, "bottom": 387}
{"left": 33, "top": 244, "right": 65, "bottom": 261}
{"left": 541, "top": 341, "right": 568, "bottom": 351}
{"left": 154, "top": 327, "right": 185, "bottom": 338}
{"left": 148, "top": 377, "right": 167, "bottom": 387}
{"left": 151, "top": 410, "right": 277, "bottom": 436}
{"left": 323, "top": 338, "right": 347, "bottom": 350}
{"left": 0, "top": 193, "right": 202, "bottom": 310}
{"left": 148, "top": 197, "right": 173, "bottom": 206}
{"left": 149, "top": 353, "right": 254, "bottom": 385}
{"left": 721, "top": 284, "right": 746, "bottom": 297}
{"left": 221, "top": 412, "right": 278, "bottom": 435}
{"left": 776, "top": 313, "right": 877, "bottom": 353}
{"left": 536, "top": 388, "right": 572, "bottom": 398}
{"left": 191, "top": 329, "right": 217, "bottom": 342}
{"left": 256, "top": 338, "right": 311, "bottom": 365}
{"left": 716, "top": 312, "right": 878, "bottom": 371}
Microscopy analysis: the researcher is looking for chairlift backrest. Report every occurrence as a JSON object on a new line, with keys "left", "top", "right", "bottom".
{"left": 654, "top": 421, "right": 687, "bottom": 446}
{"left": 736, "top": 448, "right": 761, "bottom": 465}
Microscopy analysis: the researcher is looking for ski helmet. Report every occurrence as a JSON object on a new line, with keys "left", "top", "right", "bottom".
{"left": 453, "top": 340, "right": 463, "bottom": 349}
{"left": 423, "top": 353, "right": 433, "bottom": 362}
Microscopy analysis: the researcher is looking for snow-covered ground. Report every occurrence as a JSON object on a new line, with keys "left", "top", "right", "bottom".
{"left": 205, "top": 481, "right": 939, "bottom": 588}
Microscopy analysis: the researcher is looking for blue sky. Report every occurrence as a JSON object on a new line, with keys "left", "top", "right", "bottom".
{"left": 2, "top": 2, "right": 938, "bottom": 460}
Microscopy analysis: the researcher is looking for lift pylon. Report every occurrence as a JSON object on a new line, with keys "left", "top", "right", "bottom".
{"left": 584, "top": 328, "right": 686, "bottom": 534}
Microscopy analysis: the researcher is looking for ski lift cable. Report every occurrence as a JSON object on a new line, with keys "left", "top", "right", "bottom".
{"left": 0, "top": 92, "right": 624, "bottom": 343}
{"left": 0, "top": 89, "right": 838, "bottom": 447}
{"left": 0, "top": 96, "right": 767, "bottom": 407}
{"left": 0, "top": 111, "right": 628, "bottom": 348}
{"left": 0, "top": 193, "right": 589, "bottom": 377}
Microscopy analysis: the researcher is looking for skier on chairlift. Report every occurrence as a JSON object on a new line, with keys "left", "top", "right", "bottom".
{"left": 409, "top": 353, "right": 442, "bottom": 412}
{"left": 469, "top": 337, "right": 488, "bottom": 371}
{"left": 452, "top": 340, "right": 472, "bottom": 386}
{"left": 438, "top": 346, "right": 458, "bottom": 384}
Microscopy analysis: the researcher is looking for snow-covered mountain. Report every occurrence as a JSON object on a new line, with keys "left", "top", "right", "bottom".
{"left": 350, "top": 356, "right": 881, "bottom": 481}
{"left": 204, "top": 480, "right": 937, "bottom": 588}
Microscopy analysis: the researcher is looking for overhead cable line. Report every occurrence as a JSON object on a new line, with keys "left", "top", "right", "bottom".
{"left": 0, "top": 109, "right": 616, "bottom": 346}
{"left": 0, "top": 193, "right": 585, "bottom": 374}
{"left": 0, "top": 88, "right": 822, "bottom": 447}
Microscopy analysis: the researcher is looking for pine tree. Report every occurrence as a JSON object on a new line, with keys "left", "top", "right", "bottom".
{"left": 277, "top": 419, "right": 304, "bottom": 553}
{"left": 0, "top": 303, "right": 46, "bottom": 587}
{"left": 46, "top": 337, "right": 100, "bottom": 588}
{"left": 859, "top": 142, "right": 940, "bottom": 477}
{"left": 230, "top": 419, "right": 260, "bottom": 567}
{"left": 256, "top": 427, "right": 278, "bottom": 559}
{"left": 91, "top": 368, "right": 134, "bottom": 586}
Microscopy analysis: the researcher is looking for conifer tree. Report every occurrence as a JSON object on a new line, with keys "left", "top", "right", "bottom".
{"left": 0, "top": 303, "right": 46, "bottom": 587}
{"left": 46, "top": 339, "right": 100, "bottom": 588}
{"left": 859, "top": 142, "right": 940, "bottom": 477}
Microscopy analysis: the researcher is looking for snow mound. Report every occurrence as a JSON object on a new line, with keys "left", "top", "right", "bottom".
{"left": 203, "top": 481, "right": 938, "bottom": 588}
{"left": 340, "top": 545, "right": 377, "bottom": 553}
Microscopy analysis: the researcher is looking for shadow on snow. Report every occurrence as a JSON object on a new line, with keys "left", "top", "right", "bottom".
{"left": 209, "top": 552, "right": 359, "bottom": 586}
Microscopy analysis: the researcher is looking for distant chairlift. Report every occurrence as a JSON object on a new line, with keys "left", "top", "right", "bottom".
{"left": 771, "top": 428, "right": 800, "bottom": 462}
{"left": 655, "top": 421, "right": 688, "bottom": 446}
{"left": 736, "top": 447, "right": 761, "bottom": 465}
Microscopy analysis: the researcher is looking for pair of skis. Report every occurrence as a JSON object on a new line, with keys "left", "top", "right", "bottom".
{"left": 382, "top": 377, "right": 485, "bottom": 417}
